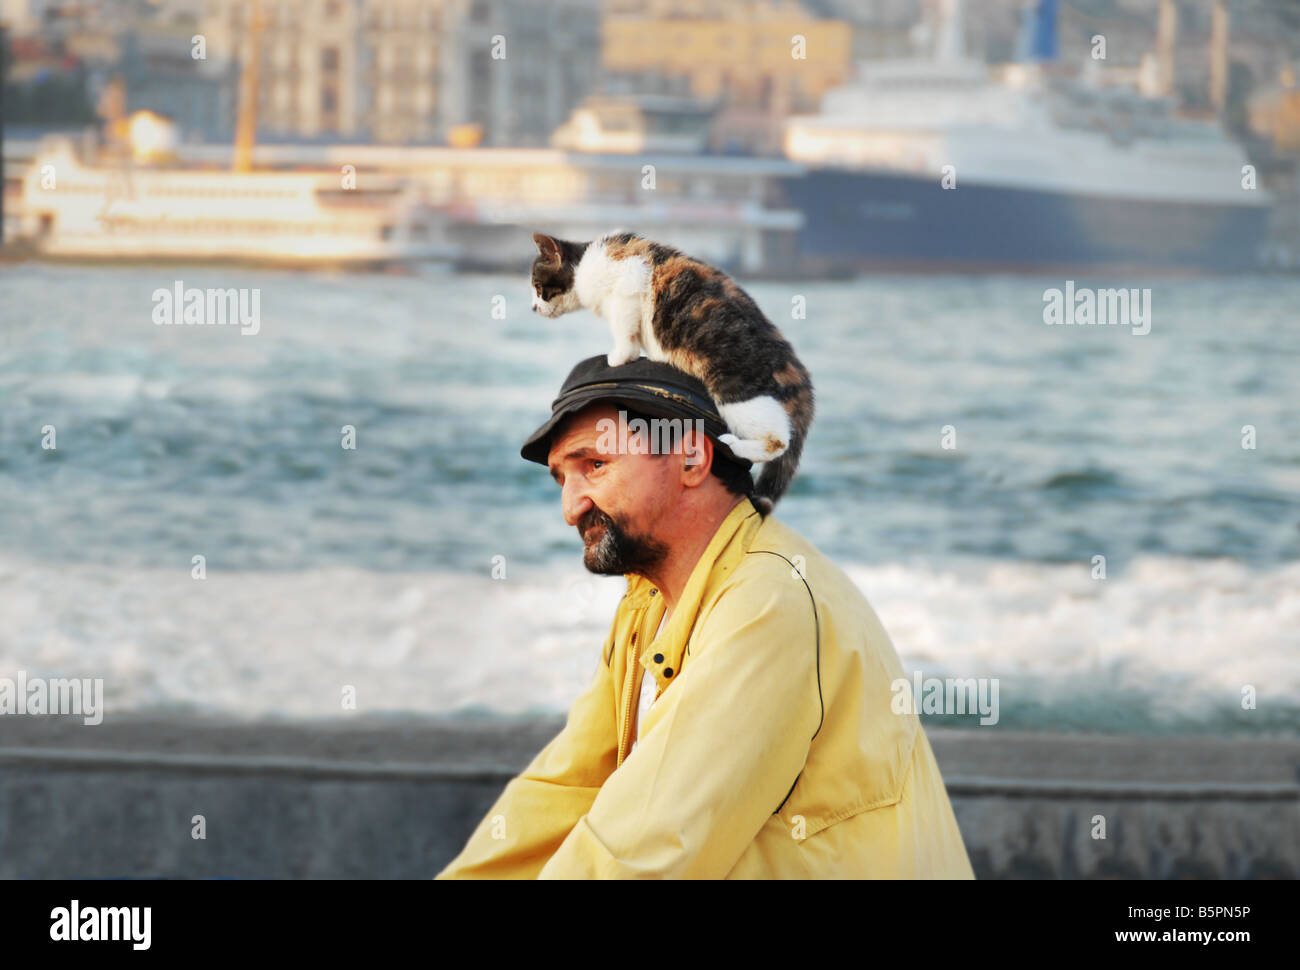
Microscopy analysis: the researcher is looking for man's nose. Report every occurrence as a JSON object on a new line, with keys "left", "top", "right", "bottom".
{"left": 562, "top": 479, "right": 593, "bottom": 527}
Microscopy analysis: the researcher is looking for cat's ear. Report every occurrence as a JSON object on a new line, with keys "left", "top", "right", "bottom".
{"left": 532, "top": 233, "right": 563, "bottom": 264}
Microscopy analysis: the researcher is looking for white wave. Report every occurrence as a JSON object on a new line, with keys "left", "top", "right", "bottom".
{"left": 848, "top": 557, "right": 1300, "bottom": 707}
{"left": 0, "top": 556, "right": 1295, "bottom": 724}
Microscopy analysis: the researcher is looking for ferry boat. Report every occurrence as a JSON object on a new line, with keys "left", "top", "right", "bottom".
{"left": 14, "top": 132, "right": 456, "bottom": 267}
{"left": 443, "top": 93, "right": 805, "bottom": 276}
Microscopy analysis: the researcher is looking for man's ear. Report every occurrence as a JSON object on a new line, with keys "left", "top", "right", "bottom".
{"left": 680, "top": 429, "right": 713, "bottom": 486}
{"left": 532, "top": 232, "right": 562, "bottom": 264}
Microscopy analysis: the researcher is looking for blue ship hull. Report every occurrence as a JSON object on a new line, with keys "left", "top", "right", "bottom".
{"left": 782, "top": 168, "right": 1270, "bottom": 274}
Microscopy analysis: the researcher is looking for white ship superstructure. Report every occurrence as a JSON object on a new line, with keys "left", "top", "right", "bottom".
{"left": 17, "top": 137, "right": 453, "bottom": 266}
{"left": 785, "top": 58, "right": 1262, "bottom": 207}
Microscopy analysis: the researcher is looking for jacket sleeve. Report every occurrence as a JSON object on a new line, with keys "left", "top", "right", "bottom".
{"left": 537, "top": 569, "right": 822, "bottom": 879}
{"left": 434, "top": 636, "right": 620, "bottom": 879}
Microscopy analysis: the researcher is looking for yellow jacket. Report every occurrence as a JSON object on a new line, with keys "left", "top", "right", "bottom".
{"left": 436, "top": 497, "right": 975, "bottom": 879}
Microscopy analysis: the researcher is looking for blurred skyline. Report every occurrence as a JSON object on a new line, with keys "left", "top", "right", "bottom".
{"left": 4, "top": 0, "right": 1300, "bottom": 149}
{"left": 5, "top": 0, "right": 1300, "bottom": 273}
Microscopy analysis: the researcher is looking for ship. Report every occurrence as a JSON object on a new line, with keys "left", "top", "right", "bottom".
{"left": 4, "top": 96, "right": 798, "bottom": 275}
{"left": 15, "top": 130, "right": 455, "bottom": 268}
{"left": 780, "top": 0, "right": 1271, "bottom": 274}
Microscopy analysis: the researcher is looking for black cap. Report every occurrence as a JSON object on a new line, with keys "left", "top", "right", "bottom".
{"left": 520, "top": 355, "right": 752, "bottom": 471}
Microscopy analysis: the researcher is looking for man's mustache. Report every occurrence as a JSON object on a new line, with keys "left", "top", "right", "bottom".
{"left": 578, "top": 506, "right": 615, "bottom": 540}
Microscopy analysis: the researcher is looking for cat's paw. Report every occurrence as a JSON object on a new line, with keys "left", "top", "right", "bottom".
{"left": 607, "top": 348, "right": 641, "bottom": 367}
{"left": 761, "top": 435, "right": 789, "bottom": 460}
{"left": 719, "top": 433, "right": 784, "bottom": 463}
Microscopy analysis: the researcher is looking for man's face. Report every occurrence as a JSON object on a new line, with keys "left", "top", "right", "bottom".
{"left": 546, "top": 403, "right": 677, "bottom": 576}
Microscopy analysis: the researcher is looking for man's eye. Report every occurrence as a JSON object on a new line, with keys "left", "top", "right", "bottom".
{"left": 591, "top": 460, "right": 606, "bottom": 470}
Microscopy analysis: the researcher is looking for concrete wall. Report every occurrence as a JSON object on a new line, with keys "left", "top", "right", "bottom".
{"left": 2, "top": 716, "right": 1296, "bottom": 879}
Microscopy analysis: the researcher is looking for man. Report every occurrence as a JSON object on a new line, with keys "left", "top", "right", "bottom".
{"left": 436, "top": 356, "right": 974, "bottom": 879}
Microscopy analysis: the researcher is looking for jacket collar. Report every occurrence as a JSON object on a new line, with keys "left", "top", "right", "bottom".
{"left": 625, "top": 496, "right": 765, "bottom": 682}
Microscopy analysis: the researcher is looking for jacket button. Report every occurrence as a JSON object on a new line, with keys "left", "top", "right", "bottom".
{"left": 663, "top": 668, "right": 673, "bottom": 677}
{"left": 653, "top": 653, "right": 663, "bottom": 664}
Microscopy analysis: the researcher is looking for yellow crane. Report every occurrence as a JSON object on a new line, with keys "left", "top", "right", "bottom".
{"left": 232, "top": 0, "right": 266, "bottom": 173}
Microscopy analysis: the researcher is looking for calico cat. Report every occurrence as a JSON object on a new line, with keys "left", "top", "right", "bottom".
{"left": 530, "top": 229, "right": 814, "bottom": 513}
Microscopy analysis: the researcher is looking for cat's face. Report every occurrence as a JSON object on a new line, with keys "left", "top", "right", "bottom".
{"left": 531, "top": 233, "right": 583, "bottom": 317}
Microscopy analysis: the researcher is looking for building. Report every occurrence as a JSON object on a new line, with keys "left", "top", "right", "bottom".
{"left": 600, "top": 5, "right": 852, "bottom": 154}
{"left": 115, "top": 24, "right": 234, "bottom": 143}
{"left": 1, "top": 0, "right": 229, "bottom": 137}
{"left": 199, "top": 0, "right": 600, "bottom": 145}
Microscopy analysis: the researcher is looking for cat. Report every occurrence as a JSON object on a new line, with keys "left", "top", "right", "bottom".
{"left": 530, "top": 229, "right": 814, "bottom": 513}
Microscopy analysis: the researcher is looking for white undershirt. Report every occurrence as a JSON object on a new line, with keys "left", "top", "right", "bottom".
{"left": 632, "top": 612, "right": 668, "bottom": 747}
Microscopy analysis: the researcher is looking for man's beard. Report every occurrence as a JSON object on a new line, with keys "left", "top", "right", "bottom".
{"left": 578, "top": 506, "right": 668, "bottom": 576}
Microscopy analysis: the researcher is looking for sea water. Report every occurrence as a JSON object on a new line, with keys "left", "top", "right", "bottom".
{"left": 1, "top": 263, "right": 1296, "bottom": 735}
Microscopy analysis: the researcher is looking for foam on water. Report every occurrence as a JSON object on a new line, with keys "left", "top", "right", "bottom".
{"left": 1, "top": 555, "right": 1295, "bottom": 735}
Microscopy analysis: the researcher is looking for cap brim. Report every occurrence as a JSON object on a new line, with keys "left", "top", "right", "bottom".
{"left": 520, "top": 387, "right": 751, "bottom": 470}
